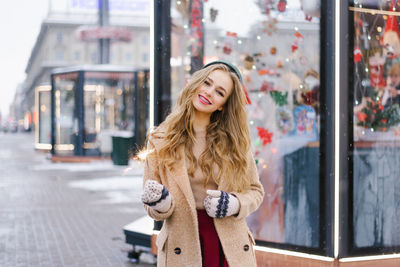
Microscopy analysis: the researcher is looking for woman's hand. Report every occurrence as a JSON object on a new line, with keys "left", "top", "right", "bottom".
{"left": 141, "top": 180, "right": 172, "bottom": 213}
{"left": 203, "top": 190, "right": 240, "bottom": 218}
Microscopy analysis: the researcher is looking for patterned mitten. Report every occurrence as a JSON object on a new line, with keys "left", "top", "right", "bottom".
{"left": 203, "top": 190, "right": 240, "bottom": 218}
{"left": 141, "top": 180, "right": 172, "bottom": 213}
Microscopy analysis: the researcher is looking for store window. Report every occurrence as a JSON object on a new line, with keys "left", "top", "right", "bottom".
{"left": 350, "top": 0, "right": 400, "bottom": 254}
{"left": 169, "top": 0, "right": 322, "bottom": 250}
{"left": 51, "top": 68, "right": 149, "bottom": 156}
{"left": 84, "top": 72, "right": 135, "bottom": 134}
{"left": 35, "top": 85, "right": 52, "bottom": 148}
{"left": 53, "top": 72, "right": 77, "bottom": 152}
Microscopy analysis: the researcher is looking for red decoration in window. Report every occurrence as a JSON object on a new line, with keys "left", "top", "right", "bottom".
{"left": 257, "top": 127, "right": 273, "bottom": 146}
{"left": 277, "top": 0, "right": 287, "bottom": 12}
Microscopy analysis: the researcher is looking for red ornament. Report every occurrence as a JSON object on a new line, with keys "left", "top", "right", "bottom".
{"left": 223, "top": 45, "right": 232, "bottom": 55}
{"left": 257, "top": 127, "right": 273, "bottom": 146}
{"left": 277, "top": 0, "right": 287, "bottom": 12}
{"left": 291, "top": 43, "right": 298, "bottom": 52}
{"left": 357, "top": 112, "right": 367, "bottom": 122}
{"left": 226, "top": 31, "right": 237, "bottom": 37}
{"left": 353, "top": 47, "right": 362, "bottom": 63}
{"left": 295, "top": 31, "right": 304, "bottom": 39}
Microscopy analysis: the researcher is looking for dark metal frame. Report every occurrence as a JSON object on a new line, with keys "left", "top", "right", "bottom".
{"left": 153, "top": 0, "right": 172, "bottom": 125}
{"left": 153, "top": 0, "right": 336, "bottom": 257}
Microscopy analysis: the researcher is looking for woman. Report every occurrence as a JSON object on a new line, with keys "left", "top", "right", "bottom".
{"left": 141, "top": 61, "right": 264, "bottom": 267}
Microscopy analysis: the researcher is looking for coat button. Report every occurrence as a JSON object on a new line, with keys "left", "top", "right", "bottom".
{"left": 174, "top": 247, "right": 181, "bottom": 255}
{"left": 244, "top": 244, "right": 250, "bottom": 251}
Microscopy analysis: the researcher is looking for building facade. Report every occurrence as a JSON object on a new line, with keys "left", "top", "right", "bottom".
{"left": 12, "top": 0, "right": 150, "bottom": 130}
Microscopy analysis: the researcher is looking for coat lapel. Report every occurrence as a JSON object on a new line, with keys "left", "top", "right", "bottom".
{"left": 166, "top": 146, "right": 197, "bottom": 211}
{"left": 151, "top": 136, "right": 197, "bottom": 212}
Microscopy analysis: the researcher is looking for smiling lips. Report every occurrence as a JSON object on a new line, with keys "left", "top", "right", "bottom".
{"left": 198, "top": 94, "right": 211, "bottom": 105}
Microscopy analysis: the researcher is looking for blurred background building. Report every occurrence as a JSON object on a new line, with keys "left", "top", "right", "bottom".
{"left": 10, "top": 0, "right": 150, "bottom": 132}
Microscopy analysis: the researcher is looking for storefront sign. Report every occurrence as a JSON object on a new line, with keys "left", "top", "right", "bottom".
{"left": 78, "top": 26, "right": 132, "bottom": 42}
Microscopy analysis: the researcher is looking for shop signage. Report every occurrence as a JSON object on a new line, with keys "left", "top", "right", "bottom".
{"left": 78, "top": 26, "right": 132, "bottom": 42}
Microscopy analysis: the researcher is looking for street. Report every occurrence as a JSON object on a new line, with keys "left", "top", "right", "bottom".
{"left": 0, "top": 132, "right": 153, "bottom": 266}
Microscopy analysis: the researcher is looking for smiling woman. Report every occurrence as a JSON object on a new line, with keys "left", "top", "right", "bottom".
{"left": 192, "top": 69, "right": 233, "bottom": 116}
{"left": 140, "top": 61, "right": 264, "bottom": 266}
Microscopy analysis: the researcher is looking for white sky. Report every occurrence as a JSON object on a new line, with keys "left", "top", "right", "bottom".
{"left": 0, "top": 0, "right": 49, "bottom": 118}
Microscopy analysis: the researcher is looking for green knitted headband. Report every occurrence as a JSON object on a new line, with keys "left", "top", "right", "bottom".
{"left": 202, "top": 60, "right": 243, "bottom": 84}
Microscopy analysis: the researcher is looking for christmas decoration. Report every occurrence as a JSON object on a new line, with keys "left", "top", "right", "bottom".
{"left": 300, "top": 0, "right": 320, "bottom": 20}
{"left": 262, "top": 18, "right": 278, "bottom": 36}
{"left": 277, "top": 0, "right": 286, "bottom": 12}
{"left": 256, "top": 126, "right": 274, "bottom": 145}
{"left": 291, "top": 42, "right": 299, "bottom": 53}
{"left": 381, "top": 6, "right": 400, "bottom": 56}
{"left": 356, "top": 91, "right": 400, "bottom": 131}
{"left": 354, "top": 46, "right": 362, "bottom": 63}
{"left": 270, "top": 91, "right": 288, "bottom": 106}
{"left": 293, "top": 105, "right": 317, "bottom": 139}
{"left": 260, "top": 81, "right": 274, "bottom": 92}
{"left": 258, "top": 68, "right": 278, "bottom": 76}
{"left": 210, "top": 8, "right": 218, "bottom": 22}
{"left": 368, "top": 52, "right": 386, "bottom": 88}
{"left": 270, "top": 46, "right": 277, "bottom": 55}
{"left": 226, "top": 31, "right": 238, "bottom": 37}
{"left": 255, "top": 0, "right": 278, "bottom": 15}
{"left": 244, "top": 55, "right": 255, "bottom": 70}
{"left": 291, "top": 31, "right": 304, "bottom": 53}
{"left": 223, "top": 45, "right": 232, "bottom": 55}
{"left": 276, "top": 107, "right": 294, "bottom": 135}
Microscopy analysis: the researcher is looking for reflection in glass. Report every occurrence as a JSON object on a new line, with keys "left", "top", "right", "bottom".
{"left": 170, "top": 0, "right": 321, "bottom": 247}
{"left": 351, "top": 0, "right": 400, "bottom": 249}
{"left": 54, "top": 74, "right": 77, "bottom": 151}
{"left": 37, "top": 86, "right": 52, "bottom": 145}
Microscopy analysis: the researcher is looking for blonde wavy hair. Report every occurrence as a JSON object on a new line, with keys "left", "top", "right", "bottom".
{"left": 150, "top": 63, "right": 251, "bottom": 193}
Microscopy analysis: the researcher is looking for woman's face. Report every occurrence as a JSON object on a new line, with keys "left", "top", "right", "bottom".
{"left": 192, "top": 69, "right": 233, "bottom": 116}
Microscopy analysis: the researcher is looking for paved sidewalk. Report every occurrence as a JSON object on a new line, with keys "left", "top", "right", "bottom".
{"left": 0, "top": 133, "right": 154, "bottom": 266}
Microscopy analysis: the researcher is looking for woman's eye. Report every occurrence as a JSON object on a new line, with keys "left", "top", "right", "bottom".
{"left": 217, "top": 91, "right": 224, "bottom": 97}
{"left": 204, "top": 80, "right": 210, "bottom": 86}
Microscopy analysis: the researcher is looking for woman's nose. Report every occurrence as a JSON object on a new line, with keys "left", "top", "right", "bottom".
{"left": 204, "top": 86, "right": 213, "bottom": 96}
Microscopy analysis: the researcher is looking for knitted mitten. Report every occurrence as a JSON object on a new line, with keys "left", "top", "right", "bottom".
{"left": 141, "top": 180, "right": 172, "bottom": 213}
{"left": 203, "top": 190, "right": 240, "bottom": 218}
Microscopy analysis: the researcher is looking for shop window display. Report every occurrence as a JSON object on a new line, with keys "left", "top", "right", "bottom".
{"left": 170, "top": 0, "right": 321, "bottom": 248}
{"left": 350, "top": 0, "right": 400, "bottom": 253}
{"left": 51, "top": 69, "right": 149, "bottom": 156}
{"left": 36, "top": 86, "right": 52, "bottom": 148}
{"left": 53, "top": 73, "right": 77, "bottom": 151}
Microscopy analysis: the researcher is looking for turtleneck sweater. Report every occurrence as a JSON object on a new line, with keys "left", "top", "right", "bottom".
{"left": 186, "top": 130, "right": 218, "bottom": 209}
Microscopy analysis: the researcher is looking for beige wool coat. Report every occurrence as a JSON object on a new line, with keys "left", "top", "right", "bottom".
{"left": 143, "top": 131, "right": 265, "bottom": 267}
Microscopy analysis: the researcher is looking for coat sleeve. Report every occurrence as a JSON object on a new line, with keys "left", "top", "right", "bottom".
{"left": 142, "top": 138, "right": 175, "bottom": 221}
{"left": 231, "top": 150, "right": 264, "bottom": 220}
